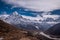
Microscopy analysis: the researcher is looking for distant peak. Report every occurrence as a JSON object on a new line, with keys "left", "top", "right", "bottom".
{"left": 12, "top": 11, "right": 19, "bottom": 16}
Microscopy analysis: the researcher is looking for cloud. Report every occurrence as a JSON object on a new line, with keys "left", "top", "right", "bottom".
{"left": 22, "top": 15, "right": 44, "bottom": 21}
{"left": 42, "top": 15, "right": 60, "bottom": 20}
{"left": 2, "top": 0, "right": 60, "bottom": 11}
{"left": 41, "top": 12, "right": 51, "bottom": 15}
{"left": 22, "top": 14, "right": 60, "bottom": 21}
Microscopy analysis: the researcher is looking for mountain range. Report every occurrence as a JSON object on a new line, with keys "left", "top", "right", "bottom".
{"left": 0, "top": 18, "right": 60, "bottom": 40}
{"left": 0, "top": 12, "right": 60, "bottom": 40}
{"left": 0, "top": 11, "right": 60, "bottom": 31}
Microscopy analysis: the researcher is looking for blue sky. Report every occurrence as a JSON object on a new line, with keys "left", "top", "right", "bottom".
{"left": 0, "top": 0, "right": 60, "bottom": 17}
{"left": 0, "top": 0, "right": 38, "bottom": 17}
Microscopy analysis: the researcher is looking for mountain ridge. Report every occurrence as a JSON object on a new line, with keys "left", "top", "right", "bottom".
{"left": 45, "top": 23, "right": 60, "bottom": 38}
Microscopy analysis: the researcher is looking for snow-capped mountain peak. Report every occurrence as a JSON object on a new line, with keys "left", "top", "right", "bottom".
{"left": 12, "top": 11, "right": 19, "bottom": 16}
{"left": 0, "top": 11, "right": 60, "bottom": 31}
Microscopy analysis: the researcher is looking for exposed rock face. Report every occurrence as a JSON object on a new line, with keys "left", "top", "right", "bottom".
{"left": 0, "top": 20, "right": 55, "bottom": 40}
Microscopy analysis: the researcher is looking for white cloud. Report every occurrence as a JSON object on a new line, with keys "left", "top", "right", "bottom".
{"left": 0, "top": 12, "right": 9, "bottom": 17}
{"left": 41, "top": 12, "right": 51, "bottom": 15}
{"left": 22, "top": 15, "right": 44, "bottom": 21}
{"left": 22, "top": 14, "right": 60, "bottom": 21}
{"left": 42, "top": 15, "right": 60, "bottom": 20}
{"left": 2, "top": 0, "right": 60, "bottom": 11}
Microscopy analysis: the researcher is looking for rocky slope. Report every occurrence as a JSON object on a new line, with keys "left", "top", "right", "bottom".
{"left": 0, "top": 20, "right": 56, "bottom": 40}
{"left": 0, "top": 19, "right": 39, "bottom": 40}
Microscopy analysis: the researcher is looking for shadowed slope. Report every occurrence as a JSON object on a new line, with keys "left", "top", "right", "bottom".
{"left": 45, "top": 23, "right": 60, "bottom": 38}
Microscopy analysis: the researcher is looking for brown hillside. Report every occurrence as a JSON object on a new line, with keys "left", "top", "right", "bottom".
{"left": 0, "top": 20, "right": 54, "bottom": 40}
{"left": 0, "top": 20, "right": 41, "bottom": 40}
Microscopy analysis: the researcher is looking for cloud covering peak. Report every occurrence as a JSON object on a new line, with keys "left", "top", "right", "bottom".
{"left": 2, "top": 0, "right": 60, "bottom": 11}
